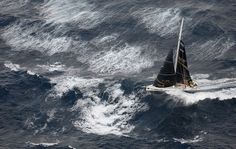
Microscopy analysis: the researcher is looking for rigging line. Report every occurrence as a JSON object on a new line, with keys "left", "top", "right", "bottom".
{"left": 177, "top": 61, "right": 188, "bottom": 69}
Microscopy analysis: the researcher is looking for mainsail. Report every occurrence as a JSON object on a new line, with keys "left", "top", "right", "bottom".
{"left": 153, "top": 49, "right": 176, "bottom": 87}
{"left": 176, "top": 40, "right": 192, "bottom": 85}
{"left": 153, "top": 18, "right": 192, "bottom": 88}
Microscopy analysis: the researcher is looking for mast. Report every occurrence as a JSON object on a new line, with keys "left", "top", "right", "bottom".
{"left": 174, "top": 18, "right": 184, "bottom": 73}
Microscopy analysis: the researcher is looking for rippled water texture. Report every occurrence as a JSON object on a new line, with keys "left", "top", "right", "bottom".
{"left": 0, "top": 0, "right": 236, "bottom": 148}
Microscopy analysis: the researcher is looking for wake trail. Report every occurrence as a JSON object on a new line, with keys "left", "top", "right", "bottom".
{"left": 165, "top": 74, "right": 236, "bottom": 104}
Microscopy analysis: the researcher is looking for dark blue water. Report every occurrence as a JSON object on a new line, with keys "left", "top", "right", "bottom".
{"left": 0, "top": 0, "right": 236, "bottom": 148}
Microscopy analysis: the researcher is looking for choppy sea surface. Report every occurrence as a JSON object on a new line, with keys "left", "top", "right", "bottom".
{"left": 0, "top": 0, "right": 236, "bottom": 148}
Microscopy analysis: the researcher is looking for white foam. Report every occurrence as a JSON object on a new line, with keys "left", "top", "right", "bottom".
{"left": 41, "top": 0, "right": 104, "bottom": 29}
{"left": 99, "top": 34, "right": 119, "bottom": 44}
{"left": 4, "top": 61, "right": 21, "bottom": 71}
{"left": 27, "top": 70, "right": 36, "bottom": 75}
{"left": 2, "top": 22, "right": 73, "bottom": 56}
{"left": 37, "top": 62, "right": 66, "bottom": 72}
{"left": 49, "top": 75, "right": 148, "bottom": 136}
{"left": 133, "top": 8, "right": 181, "bottom": 36}
{"left": 91, "top": 34, "right": 119, "bottom": 48}
{"left": 89, "top": 43, "right": 153, "bottom": 74}
{"left": 27, "top": 140, "right": 60, "bottom": 147}
{"left": 50, "top": 76, "right": 104, "bottom": 97}
{"left": 4, "top": 61, "right": 37, "bottom": 75}
{"left": 3, "top": 22, "right": 153, "bottom": 74}
{"left": 174, "top": 135, "right": 203, "bottom": 144}
{"left": 75, "top": 34, "right": 120, "bottom": 64}
{"left": 72, "top": 83, "right": 148, "bottom": 136}
{"left": 165, "top": 77, "right": 236, "bottom": 105}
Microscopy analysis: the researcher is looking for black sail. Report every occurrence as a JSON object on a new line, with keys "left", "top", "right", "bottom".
{"left": 176, "top": 40, "right": 192, "bottom": 85}
{"left": 153, "top": 49, "right": 176, "bottom": 87}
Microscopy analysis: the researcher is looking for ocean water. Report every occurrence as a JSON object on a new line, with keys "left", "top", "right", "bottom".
{"left": 0, "top": 0, "right": 236, "bottom": 148}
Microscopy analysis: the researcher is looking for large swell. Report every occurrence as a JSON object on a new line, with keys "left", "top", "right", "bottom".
{"left": 0, "top": 0, "right": 236, "bottom": 148}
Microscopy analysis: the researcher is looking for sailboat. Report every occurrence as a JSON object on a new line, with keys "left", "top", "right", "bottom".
{"left": 146, "top": 18, "right": 198, "bottom": 92}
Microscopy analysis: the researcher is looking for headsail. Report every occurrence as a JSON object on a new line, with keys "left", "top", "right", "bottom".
{"left": 153, "top": 49, "right": 176, "bottom": 87}
{"left": 175, "top": 40, "right": 192, "bottom": 85}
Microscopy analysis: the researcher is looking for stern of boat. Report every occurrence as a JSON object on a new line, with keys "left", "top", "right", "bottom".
{"left": 146, "top": 85, "right": 157, "bottom": 91}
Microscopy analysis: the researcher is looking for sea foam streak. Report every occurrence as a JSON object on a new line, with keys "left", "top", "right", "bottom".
{"left": 133, "top": 8, "right": 181, "bottom": 36}
{"left": 2, "top": 22, "right": 73, "bottom": 56}
{"left": 89, "top": 43, "right": 153, "bottom": 74}
{"left": 0, "top": 0, "right": 28, "bottom": 13}
{"left": 41, "top": 0, "right": 104, "bottom": 29}
{"left": 165, "top": 75, "right": 236, "bottom": 104}
{"left": 3, "top": 21, "right": 153, "bottom": 75}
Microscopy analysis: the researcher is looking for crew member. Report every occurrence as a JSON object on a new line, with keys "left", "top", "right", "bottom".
{"left": 188, "top": 79, "right": 197, "bottom": 87}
